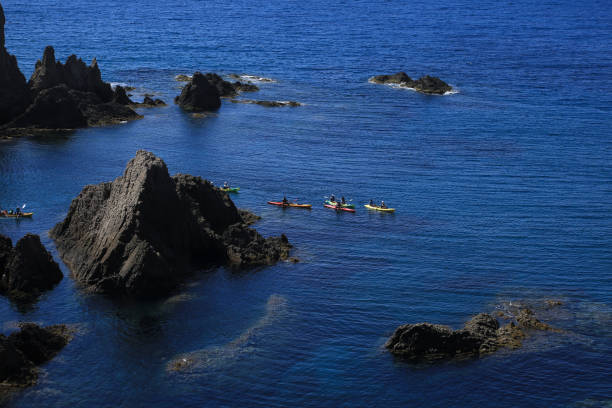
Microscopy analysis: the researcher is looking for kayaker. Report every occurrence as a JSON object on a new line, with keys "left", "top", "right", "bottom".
{"left": 381, "top": 201, "right": 387, "bottom": 209}
{"left": 282, "top": 196, "right": 289, "bottom": 206}
{"left": 223, "top": 181, "right": 229, "bottom": 189}
{"left": 369, "top": 199, "right": 374, "bottom": 207}
{"left": 330, "top": 194, "right": 336, "bottom": 203}
{"left": 15, "top": 207, "right": 21, "bottom": 215}
{"left": 341, "top": 196, "right": 346, "bottom": 205}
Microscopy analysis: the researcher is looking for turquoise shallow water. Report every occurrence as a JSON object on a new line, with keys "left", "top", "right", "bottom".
{"left": 1, "top": 0, "right": 611, "bottom": 406}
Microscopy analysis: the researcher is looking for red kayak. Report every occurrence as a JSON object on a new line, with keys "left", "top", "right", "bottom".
{"left": 324, "top": 204, "right": 355, "bottom": 213}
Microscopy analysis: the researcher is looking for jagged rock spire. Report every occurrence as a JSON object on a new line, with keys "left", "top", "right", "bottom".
{"left": 1, "top": 3, "right": 5, "bottom": 48}
{"left": 0, "top": 2, "right": 30, "bottom": 125}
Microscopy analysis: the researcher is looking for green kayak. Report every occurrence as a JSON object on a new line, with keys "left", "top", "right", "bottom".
{"left": 220, "top": 187, "right": 240, "bottom": 193}
{"left": 325, "top": 200, "right": 354, "bottom": 209}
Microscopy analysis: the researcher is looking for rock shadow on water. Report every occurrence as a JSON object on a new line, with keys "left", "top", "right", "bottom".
{"left": 166, "top": 294, "right": 288, "bottom": 373}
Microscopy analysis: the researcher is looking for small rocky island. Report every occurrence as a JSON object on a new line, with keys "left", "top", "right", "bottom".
{"left": 50, "top": 150, "right": 292, "bottom": 298}
{"left": 0, "top": 323, "right": 72, "bottom": 398}
{"left": 386, "top": 305, "right": 560, "bottom": 361}
{"left": 369, "top": 72, "right": 452, "bottom": 95}
{"left": 0, "top": 234, "right": 63, "bottom": 301}
{"left": 175, "top": 71, "right": 259, "bottom": 112}
{"left": 0, "top": 3, "right": 164, "bottom": 137}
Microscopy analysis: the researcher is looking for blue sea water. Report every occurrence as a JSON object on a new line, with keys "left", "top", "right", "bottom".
{"left": 1, "top": 0, "right": 611, "bottom": 406}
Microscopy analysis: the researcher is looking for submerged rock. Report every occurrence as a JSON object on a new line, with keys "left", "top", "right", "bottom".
{"left": 0, "top": 323, "right": 71, "bottom": 396}
{"left": 370, "top": 72, "right": 452, "bottom": 95}
{"left": 174, "top": 74, "right": 192, "bottom": 82}
{"left": 0, "top": 234, "right": 62, "bottom": 301}
{"left": 133, "top": 95, "right": 167, "bottom": 107}
{"left": 385, "top": 308, "right": 558, "bottom": 361}
{"left": 50, "top": 150, "right": 291, "bottom": 298}
{"left": 230, "top": 99, "right": 301, "bottom": 107}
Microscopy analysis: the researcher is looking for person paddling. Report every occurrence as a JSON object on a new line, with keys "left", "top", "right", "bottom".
{"left": 380, "top": 201, "right": 387, "bottom": 209}
{"left": 282, "top": 196, "right": 289, "bottom": 206}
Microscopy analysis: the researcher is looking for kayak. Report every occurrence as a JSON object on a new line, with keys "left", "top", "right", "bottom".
{"left": 268, "top": 201, "right": 312, "bottom": 209}
{"left": 324, "top": 200, "right": 355, "bottom": 209}
{"left": 220, "top": 187, "right": 240, "bottom": 193}
{"left": 324, "top": 204, "right": 356, "bottom": 213}
{"left": 364, "top": 204, "right": 395, "bottom": 212}
{"left": 0, "top": 212, "right": 33, "bottom": 218}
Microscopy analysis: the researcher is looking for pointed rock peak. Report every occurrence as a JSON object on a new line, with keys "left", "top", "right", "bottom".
{"left": 122, "top": 150, "right": 172, "bottom": 186}
{"left": 42, "top": 45, "right": 56, "bottom": 65}
{"left": 90, "top": 57, "right": 98, "bottom": 68}
{"left": 191, "top": 71, "right": 207, "bottom": 83}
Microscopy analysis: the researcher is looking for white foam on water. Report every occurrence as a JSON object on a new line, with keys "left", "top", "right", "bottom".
{"left": 234, "top": 74, "right": 276, "bottom": 83}
{"left": 109, "top": 82, "right": 128, "bottom": 90}
{"left": 369, "top": 79, "right": 459, "bottom": 95}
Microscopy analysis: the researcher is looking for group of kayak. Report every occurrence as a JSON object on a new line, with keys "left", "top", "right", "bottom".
{"left": 219, "top": 183, "right": 394, "bottom": 213}
{"left": 267, "top": 195, "right": 395, "bottom": 213}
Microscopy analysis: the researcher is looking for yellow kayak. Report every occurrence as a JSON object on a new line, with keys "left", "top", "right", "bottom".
{"left": 364, "top": 204, "right": 395, "bottom": 213}
{"left": 0, "top": 212, "right": 33, "bottom": 218}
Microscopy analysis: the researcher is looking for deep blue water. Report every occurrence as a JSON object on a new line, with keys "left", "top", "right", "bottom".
{"left": 1, "top": 0, "right": 611, "bottom": 406}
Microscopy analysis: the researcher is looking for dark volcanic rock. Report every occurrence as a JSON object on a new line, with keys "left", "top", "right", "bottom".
{"left": 0, "top": 323, "right": 71, "bottom": 395}
{"left": 132, "top": 95, "right": 167, "bottom": 108}
{"left": 28, "top": 47, "right": 114, "bottom": 102}
{"left": 112, "top": 85, "right": 133, "bottom": 105}
{"left": 370, "top": 72, "right": 452, "bottom": 95}
{"left": 385, "top": 314, "right": 498, "bottom": 360}
{"left": 386, "top": 309, "right": 557, "bottom": 361}
{"left": 230, "top": 99, "right": 301, "bottom": 107}
{"left": 174, "top": 72, "right": 221, "bottom": 112}
{"left": 50, "top": 150, "right": 291, "bottom": 298}
{"left": 202, "top": 73, "right": 259, "bottom": 97}
{"left": 8, "top": 85, "right": 87, "bottom": 129}
{"left": 0, "top": 6, "right": 140, "bottom": 134}
{"left": 0, "top": 3, "right": 30, "bottom": 126}
{"left": 0, "top": 234, "right": 63, "bottom": 300}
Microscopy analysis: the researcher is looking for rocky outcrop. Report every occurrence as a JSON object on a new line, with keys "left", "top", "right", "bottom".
{"left": 370, "top": 72, "right": 452, "bottom": 95}
{"left": 6, "top": 46, "right": 140, "bottom": 130}
{"left": 0, "top": 5, "right": 141, "bottom": 134}
{"left": 0, "top": 3, "right": 30, "bottom": 126}
{"left": 230, "top": 99, "right": 301, "bottom": 107}
{"left": 385, "top": 308, "right": 558, "bottom": 361}
{"left": 0, "top": 234, "right": 62, "bottom": 301}
{"left": 174, "top": 72, "right": 221, "bottom": 112}
{"left": 202, "top": 73, "right": 259, "bottom": 97}
{"left": 28, "top": 47, "right": 114, "bottom": 100}
{"left": 174, "top": 72, "right": 261, "bottom": 112}
{"left": 0, "top": 323, "right": 71, "bottom": 396}
{"left": 132, "top": 95, "right": 167, "bottom": 108}
{"left": 50, "top": 150, "right": 291, "bottom": 299}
